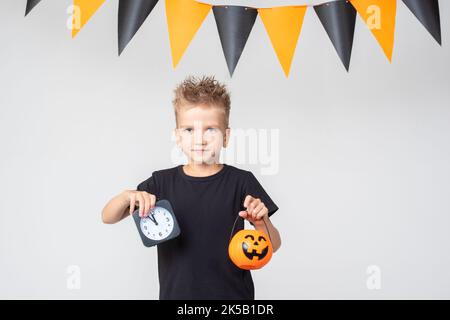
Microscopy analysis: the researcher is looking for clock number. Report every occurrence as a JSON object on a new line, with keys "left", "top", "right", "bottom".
{"left": 139, "top": 206, "right": 175, "bottom": 241}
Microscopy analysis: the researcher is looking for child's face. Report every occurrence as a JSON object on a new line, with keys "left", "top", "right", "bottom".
{"left": 175, "top": 104, "right": 230, "bottom": 165}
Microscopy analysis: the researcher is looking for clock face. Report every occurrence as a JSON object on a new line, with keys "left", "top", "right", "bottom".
{"left": 140, "top": 207, "right": 174, "bottom": 241}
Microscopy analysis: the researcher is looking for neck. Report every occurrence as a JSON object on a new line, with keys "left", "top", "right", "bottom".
{"left": 183, "top": 162, "right": 224, "bottom": 177}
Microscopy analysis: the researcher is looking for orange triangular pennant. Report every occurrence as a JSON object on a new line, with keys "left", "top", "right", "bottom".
{"left": 166, "top": 0, "right": 212, "bottom": 68}
{"left": 350, "top": 0, "right": 396, "bottom": 61}
{"left": 258, "top": 6, "right": 307, "bottom": 77}
{"left": 72, "top": 0, "right": 106, "bottom": 38}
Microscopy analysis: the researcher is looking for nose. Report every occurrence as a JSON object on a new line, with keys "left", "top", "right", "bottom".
{"left": 253, "top": 241, "right": 259, "bottom": 246}
{"left": 193, "top": 129, "right": 207, "bottom": 144}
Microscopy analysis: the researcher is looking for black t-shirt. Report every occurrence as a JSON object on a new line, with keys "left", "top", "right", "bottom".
{"left": 136, "top": 163, "right": 279, "bottom": 300}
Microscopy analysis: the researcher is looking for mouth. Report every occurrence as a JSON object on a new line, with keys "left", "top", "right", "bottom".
{"left": 242, "top": 243, "right": 269, "bottom": 260}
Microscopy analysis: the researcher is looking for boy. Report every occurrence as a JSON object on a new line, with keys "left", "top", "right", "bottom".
{"left": 101, "top": 75, "right": 281, "bottom": 300}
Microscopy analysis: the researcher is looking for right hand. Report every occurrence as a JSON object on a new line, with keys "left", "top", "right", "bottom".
{"left": 123, "top": 190, "right": 156, "bottom": 218}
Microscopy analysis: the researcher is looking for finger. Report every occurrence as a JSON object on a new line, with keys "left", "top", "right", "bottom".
{"left": 250, "top": 203, "right": 258, "bottom": 219}
{"left": 136, "top": 193, "right": 145, "bottom": 217}
{"left": 246, "top": 199, "right": 255, "bottom": 213}
{"left": 248, "top": 199, "right": 261, "bottom": 217}
{"left": 144, "top": 193, "right": 156, "bottom": 217}
{"left": 142, "top": 192, "right": 151, "bottom": 217}
{"left": 129, "top": 193, "right": 136, "bottom": 215}
{"left": 251, "top": 202, "right": 264, "bottom": 219}
{"left": 149, "top": 194, "right": 156, "bottom": 209}
{"left": 243, "top": 195, "right": 253, "bottom": 208}
{"left": 239, "top": 210, "right": 247, "bottom": 219}
{"left": 239, "top": 210, "right": 255, "bottom": 224}
{"left": 255, "top": 205, "right": 268, "bottom": 220}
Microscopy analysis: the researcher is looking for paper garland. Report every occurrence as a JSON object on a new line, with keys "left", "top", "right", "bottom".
{"left": 351, "top": 0, "right": 396, "bottom": 62}
{"left": 402, "top": 0, "right": 441, "bottom": 45}
{"left": 24, "top": 0, "right": 443, "bottom": 77}
{"left": 25, "top": 0, "right": 42, "bottom": 16}
{"left": 71, "top": 0, "right": 106, "bottom": 38}
{"left": 166, "top": 0, "right": 212, "bottom": 68}
{"left": 213, "top": 6, "right": 258, "bottom": 76}
{"left": 258, "top": 6, "right": 307, "bottom": 77}
{"left": 315, "top": 1, "right": 356, "bottom": 71}
{"left": 118, "top": 0, "right": 160, "bottom": 55}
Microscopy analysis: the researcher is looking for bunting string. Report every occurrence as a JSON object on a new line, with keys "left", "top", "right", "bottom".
{"left": 24, "top": 0, "right": 442, "bottom": 77}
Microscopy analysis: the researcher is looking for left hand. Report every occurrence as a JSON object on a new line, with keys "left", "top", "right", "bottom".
{"left": 239, "top": 195, "right": 269, "bottom": 226}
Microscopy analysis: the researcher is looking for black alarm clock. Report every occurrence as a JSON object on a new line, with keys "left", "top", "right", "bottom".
{"left": 132, "top": 199, "right": 180, "bottom": 247}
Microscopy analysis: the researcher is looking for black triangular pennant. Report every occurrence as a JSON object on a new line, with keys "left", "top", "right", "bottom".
{"left": 213, "top": 6, "right": 258, "bottom": 76}
{"left": 402, "top": 0, "right": 441, "bottom": 45}
{"left": 25, "top": 0, "right": 42, "bottom": 16}
{"left": 118, "top": 0, "right": 159, "bottom": 55}
{"left": 314, "top": 0, "right": 356, "bottom": 71}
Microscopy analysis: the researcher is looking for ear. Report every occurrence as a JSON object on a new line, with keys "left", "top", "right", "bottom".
{"left": 223, "top": 127, "right": 231, "bottom": 148}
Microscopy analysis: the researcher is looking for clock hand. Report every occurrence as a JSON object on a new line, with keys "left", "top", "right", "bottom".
{"left": 148, "top": 210, "right": 158, "bottom": 226}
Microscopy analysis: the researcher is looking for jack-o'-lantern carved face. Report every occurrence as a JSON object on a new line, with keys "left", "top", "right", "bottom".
{"left": 228, "top": 229, "right": 273, "bottom": 270}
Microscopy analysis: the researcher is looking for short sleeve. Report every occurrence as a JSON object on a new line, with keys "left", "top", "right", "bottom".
{"left": 136, "top": 175, "right": 156, "bottom": 195}
{"left": 243, "top": 171, "right": 279, "bottom": 218}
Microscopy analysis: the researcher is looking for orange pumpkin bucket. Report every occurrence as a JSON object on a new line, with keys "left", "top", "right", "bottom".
{"left": 228, "top": 214, "right": 273, "bottom": 270}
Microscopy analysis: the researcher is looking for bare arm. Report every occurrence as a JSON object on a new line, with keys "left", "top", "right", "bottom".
{"left": 101, "top": 190, "right": 156, "bottom": 224}
{"left": 101, "top": 191, "right": 130, "bottom": 224}
{"left": 239, "top": 195, "right": 282, "bottom": 253}
{"left": 253, "top": 216, "right": 282, "bottom": 253}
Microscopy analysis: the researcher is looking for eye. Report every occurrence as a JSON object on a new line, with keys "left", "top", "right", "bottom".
{"left": 258, "top": 236, "right": 266, "bottom": 242}
{"left": 183, "top": 128, "right": 193, "bottom": 133}
{"left": 206, "top": 127, "right": 216, "bottom": 132}
{"left": 244, "top": 235, "right": 254, "bottom": 240}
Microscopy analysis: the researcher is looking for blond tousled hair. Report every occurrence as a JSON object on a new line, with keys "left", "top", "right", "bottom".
{"left": 172, "top": 75, "right": 231, "bottom": 128}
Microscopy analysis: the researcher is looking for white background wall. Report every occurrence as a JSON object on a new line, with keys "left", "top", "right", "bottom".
{"left": 1, "top": 0, "right": 449, "bottom": 299}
